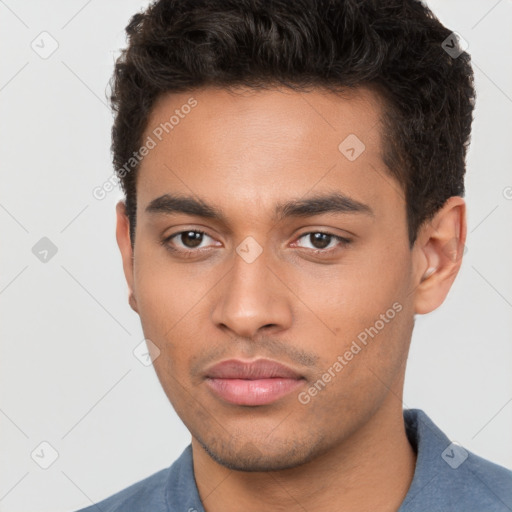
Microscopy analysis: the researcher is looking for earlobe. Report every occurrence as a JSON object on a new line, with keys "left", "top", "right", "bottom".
{"left": 413, "top": 197, "right": 467, "bottom": 315}
{"left": 128, "top": 292, "right": 139, "bottom": 313}
{"left": 115, "top": 200, "right": 139, "bottom": 314}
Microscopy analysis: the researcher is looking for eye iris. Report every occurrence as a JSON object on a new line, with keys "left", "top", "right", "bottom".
{"left": 176, "top": 232, "right": 335, "bottom": 250}
{"left": 181, "top": 231, "right": 203, "bottom": 248}
{"left": 310, "top": 233, "right": 331, "bottom": 249}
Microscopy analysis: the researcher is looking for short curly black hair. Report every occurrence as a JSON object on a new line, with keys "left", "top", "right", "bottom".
{"left": 109, "top": 0, "right": 475, "bottom": 248}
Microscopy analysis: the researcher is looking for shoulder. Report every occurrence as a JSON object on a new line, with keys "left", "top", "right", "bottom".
{"left": 401, "top": 409, "right": 512, "bottom": 512}
{"left": 71, "top": 445, "right": 200, "bottom": 512}
{"left": 73, "top": 466, "right": 171, "bottom": 512}
{"left": 423, "top": 450, "right": 512, "bottom": 512}
{"left": 463, "top": 449, "right": 512, "bottom": 504}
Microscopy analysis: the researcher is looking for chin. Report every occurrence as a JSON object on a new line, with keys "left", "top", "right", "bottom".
{"left": 194, "top": 432, "right": 327, "bottom": 472}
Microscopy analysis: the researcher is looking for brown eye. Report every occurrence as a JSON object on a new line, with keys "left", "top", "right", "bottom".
{"left": 295, "top": 231, "right": 351, "bottom": 252}
{"left": 178, "top": 231, "right": 204, "bottom": 248}
{"left": 162, "top": 229, "right": 217, "bottom": 255}
{"left": 307, "top": 233, "right": 331, "bottom": 250}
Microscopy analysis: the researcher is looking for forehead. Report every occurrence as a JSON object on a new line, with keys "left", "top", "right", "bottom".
{"left": 136, "top": 85, "right": 403, "bottom": 225}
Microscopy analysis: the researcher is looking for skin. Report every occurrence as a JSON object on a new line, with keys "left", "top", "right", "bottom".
{"left": 115, "top": 85, "right": 466, "bottom": 512}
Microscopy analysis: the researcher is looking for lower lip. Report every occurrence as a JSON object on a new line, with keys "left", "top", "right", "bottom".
{"left": 205, "top": 377, "right": 305, "bottom": 406}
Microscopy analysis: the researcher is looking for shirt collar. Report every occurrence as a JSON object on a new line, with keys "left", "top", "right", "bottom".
{"left": 164, "top": 408, "right": 459, "bottom": 512}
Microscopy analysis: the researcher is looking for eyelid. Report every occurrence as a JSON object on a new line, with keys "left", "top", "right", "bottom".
{"left": 291, "top": 231, "right": 352, "bottom": 252}
{"left": 161, "top": 229, "right": 218, "bottom": 251}
{"left": 161, "top": 228, "right": 352, "bottom": 257}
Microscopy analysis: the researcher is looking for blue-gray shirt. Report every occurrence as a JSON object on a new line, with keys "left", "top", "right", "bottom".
{"left": 75, "top": 409, "right": 512, "bottom": 511}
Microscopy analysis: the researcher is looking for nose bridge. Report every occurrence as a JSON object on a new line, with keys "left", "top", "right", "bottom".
{"left": 211, "top": 240, "right": 292, "bottom": 337}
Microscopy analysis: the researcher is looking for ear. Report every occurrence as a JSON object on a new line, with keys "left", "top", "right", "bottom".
{"left": 115, "top": 200, "right": 139, "bottom": 314}
{"left": 412, "top": 196, "right": 467, "bottom": 315}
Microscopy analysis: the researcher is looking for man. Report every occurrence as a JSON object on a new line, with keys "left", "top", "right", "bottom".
{"left": 76, "top": 0, "right": 512, "bottom": 510}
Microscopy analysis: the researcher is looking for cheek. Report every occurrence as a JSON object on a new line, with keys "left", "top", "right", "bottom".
{"left": 292, "top": 252, "right": 409, "bottom": 338}
{"left": 131, "top": 250, "right": 221, "bottom": 381}
{"left": 132, "top": 261, "right": 190, "bottom": 378}
{"left": 288, "top": 248, "right": 413, "bottom": 387}
{"left": 133, "top": 249, "right": 207, "bottom": 334}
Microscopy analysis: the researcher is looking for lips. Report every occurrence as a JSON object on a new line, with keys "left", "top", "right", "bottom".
{"left": 206, "top": 359, "right": 302, "bottom": 380}
{"left": 204, "top": 359, "right": 305, "bottom": 406}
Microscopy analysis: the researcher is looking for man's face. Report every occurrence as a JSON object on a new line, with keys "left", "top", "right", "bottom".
{"left": 121, "top": 86, "right": 420, "bottom": 471}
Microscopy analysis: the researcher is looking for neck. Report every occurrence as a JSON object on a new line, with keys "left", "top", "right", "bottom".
{"left": 192, "top": 398, "right": 416, "bottom": 512}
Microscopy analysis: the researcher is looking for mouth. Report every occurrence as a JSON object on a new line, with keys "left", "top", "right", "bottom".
{"left": 204, "top": 358, "right": 306, "bottom": 406}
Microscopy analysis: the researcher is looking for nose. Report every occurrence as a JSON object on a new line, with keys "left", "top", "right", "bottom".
{"left": 211, "top": 245, "right": 293, "bottom": 339}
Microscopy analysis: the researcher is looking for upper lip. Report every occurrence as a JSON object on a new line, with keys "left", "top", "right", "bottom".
{"left": 205, "top": 359, "right": 303, "bottom": 380}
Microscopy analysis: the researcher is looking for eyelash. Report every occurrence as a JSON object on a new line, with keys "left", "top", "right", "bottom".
{"left": 160, "top": 229, "right": 352, "bottom": 258}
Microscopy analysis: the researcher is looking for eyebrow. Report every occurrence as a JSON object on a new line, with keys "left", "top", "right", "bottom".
{"left": 145, "top": 192, "right": 374, "bottom": 223}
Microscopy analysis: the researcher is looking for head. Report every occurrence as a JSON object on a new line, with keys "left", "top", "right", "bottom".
{"left": 113, "top": 0, "right": 474, "bottom": 471}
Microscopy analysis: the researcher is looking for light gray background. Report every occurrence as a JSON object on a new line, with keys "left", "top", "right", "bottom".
{"left": 1, "top": 1, "right": 511, "bottom": 511}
